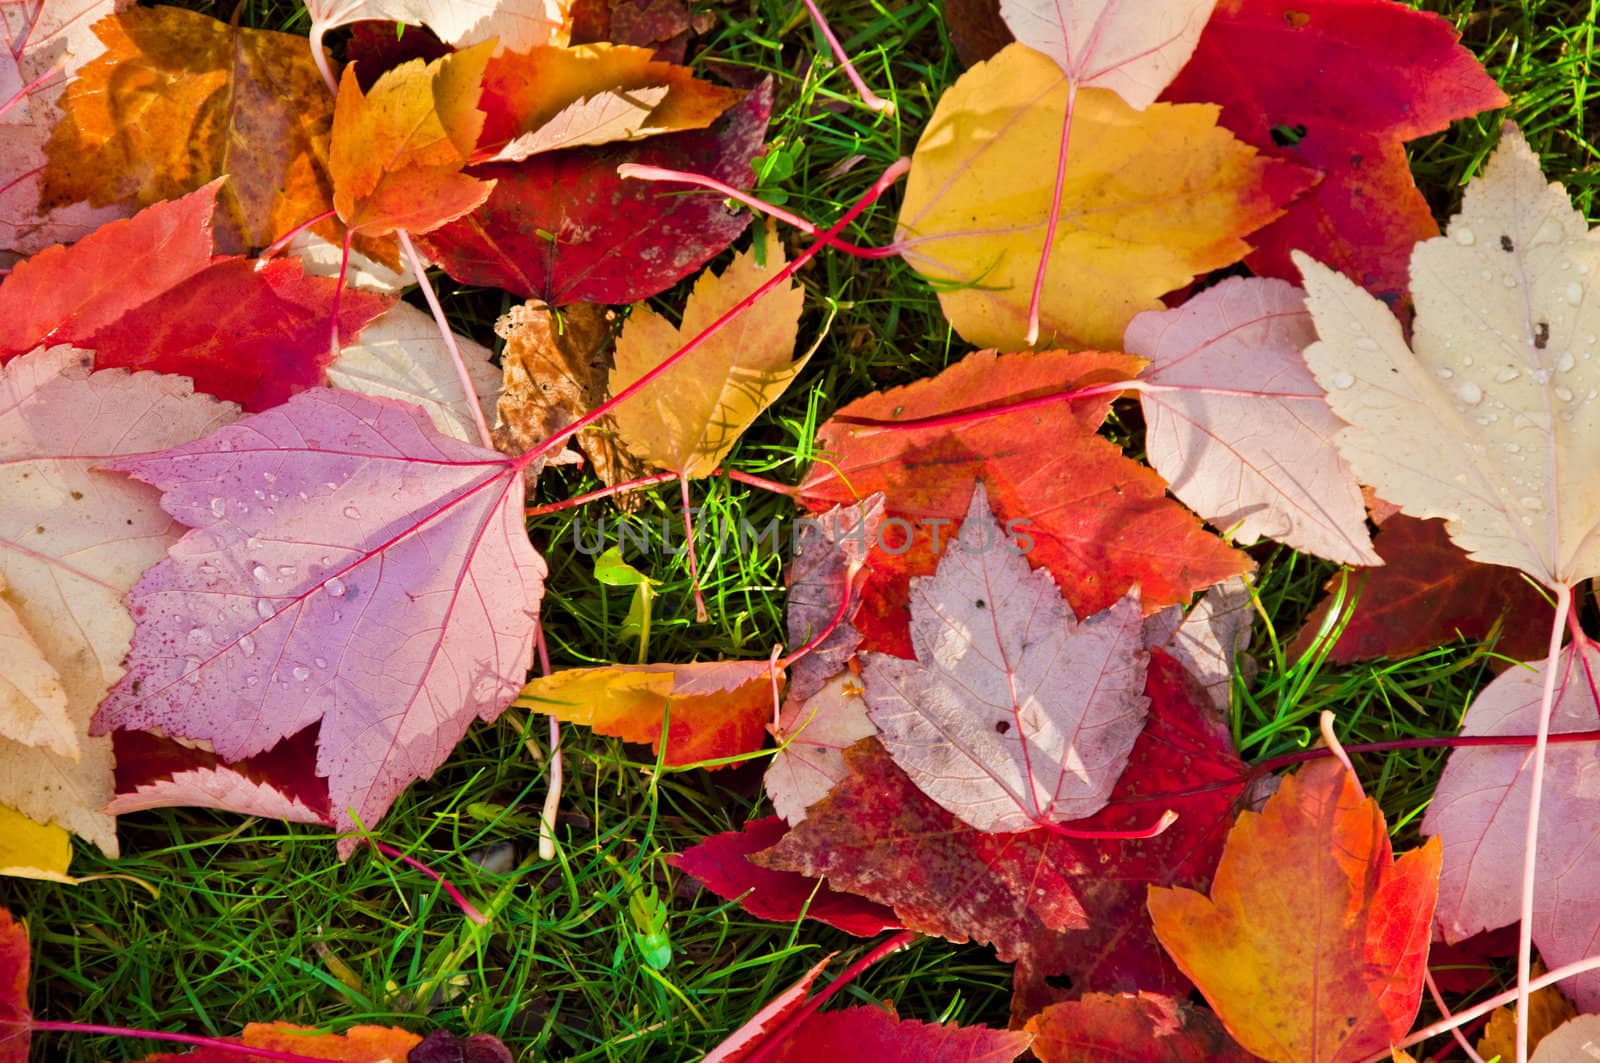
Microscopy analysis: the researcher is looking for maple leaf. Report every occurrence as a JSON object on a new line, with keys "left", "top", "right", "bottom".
{"left": 610, "top": 225, "right": 806, "bottom": 478}
{"left": 568, "top": 0, "right": 700, "bottom": 61}
{"left": 1123, "top": 276, "right": 1377, "bottom": 565}
{"left": 516, "top": 659, "right": 775, "bottom": 766}
{"left": 1529, "top": 1016, "right": 1600, "bottom": 1063}
{"left": 1297, "top": 124, "right": 1600, "bottom": 588}
{"left": 304, "top": 0, "right": 571, "bottom": 54}
{"left": 1289, "top": 514, "right": 1556, "bottom": 664}
{"left": 417, "top": 79, "right": 772, "bottom": 305}
{"left": 864, "top": 483, "right": 1149, "bottom": 832}
{"left": 799, "top": 348, "right": 1250, "bottom": 658}
{"left": 0, "top": 805, "right": 72, "bottom": 883}
{"left": 765, "top": 672, "right": 877, "bottom": 825}
{"left": 669, "top": 815, "right": 902, "bottom": 936}
{"left": 780, "top": 496, "right": 884, "bottom": 710}
{"left": 895, "top": 43, "right": 1312, "bottom": 350}
{"left": 475, "top": 43, "right": 743, "bottom": 160}
{"left": 1148, "top": 759, "right": 1441, "bottom": 1063}
{"left": 703, "top": 954, "right": 834, "bottom": 1063}
{"left": 754, "top": 1006, "right": 1033, "bottom": 1063}
{"left": 132, "top": 1024, "right": 423, "bottom": 1062}
{"left": 1145, "top": 577, "right": 1257, "bottom": 714}
{"left": 1, "top": 907, "right": 27, "bottom": 1063}
{"left": 90, "top": 388, "right": 546, "bottom": 856}
{"left": 758, "top": 653, "right": 1247, "bottom": 1008}
{"left": 0, "top": 346, "right": 238, "bottom": 854}
{"left": 1422, "top": 637, "right": 1600, "bottom": 1011}
{"left": 0, "top": 184, "right": 392, "bottom": 412}
{"left": 997, "top": 0, "right": 1214, "bottom": 109}
{"left": 109, "top": 726, "right": 332, "bottom": 827}
{"left": 328, "top": 301, "right": 500, "bottom": 445}
{"left": 1164, "top": 0, "right": 1509, "bottom": 305}
{"left": 0, "top": 0, "right": 130, "bottom": 264}
{"left": 0, "top": 570, "right": 71, "bottom": 757}
{"left": 331, "top": 43, "right": 496, "bottom": 238}
{"left": 40, "top": 5, "right": 338, "bottom": 254}
{"left": 1024, "top": 992, "right": 1256, "bottom": 1062}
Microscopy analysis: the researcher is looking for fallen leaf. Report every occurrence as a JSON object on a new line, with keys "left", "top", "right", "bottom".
{"left": 304, "top": 0, "right": 571, "bottom": 53}
{"left": 131, "top": 1023, "right": 423, "bottom": 1061}
{"left": 1476, "top": 961, "right": 1576, "bottom": 1063}
{"left": 799, "top": 348, "right": 1251, "bottom": 659}
{"left": 476, "top": 43, "right": 743, "bottom": 160}
{"left": 407, "top": 1031, "right": 514, "bottom": 1063}
{"left": 944, "top": 0, "right": 1010, "bottom": 66}
{"left": 998, "top": 0, "right": 1214, "bottom": 109}
{"left": 331, "top": 43, "right": 496, "bottom": 237}
{"left": 91, "top": 388, "right": 545, "bottom": 856}
{"left": 1530, "top": 1015, "right": 1600, "bottom": 1063}
{"left": 1164, "top": 0, "right": 1509, "bottom": 305}
{"left": 864, "top": 483, "right": 1148, "bottom": 832}
{"left": 758, "top": 653, "right": 1247, "bottom": 1007}
{"left": 1148, "top": 759, "right": 1441, "bottom": 1063}
{"left": 895, "top": 43, "right": 1312, "bottom": 350}
{"left": 516, "top": 659, "right": 776, "bottom": 765}
{"left": 764, "top": 672, "right": 877, "bottom": 825}
{"left": 1123, "top": 276, "right": 1377, "bottom": 565}
{"left": 0, "top": 571, "right": 72, "bottom": 757}
{"left": 418, "top": 78, "right": 772, "bottom": 305}
{"left": 1423, "top": 637, "right": 1600, "bottom": 1010}
{"left": 1025, "top": 992, "right": 1256, "bottom": 1062}
{"left": 757, "top": 1005, "right": 1033, "bottom": 1063}
{"left": 1, "top": 907, "right": 29, "bottom": 1063}
{"left": 0, "top": 346, "right": 238, "bottom": 854}
{"left": 1298, "top": 124, "right": 1600, "bottom": 588}
{"left": 1146, "top": 577, "right": 1257, "bottom": 714}
{"left": 40, "top": 5, "right": 338, "bottom": 254}
{"left": 703, "top": 955, "right": 833, "bottom": 1063}
{"left": 569, "top": 0, "right": 699, "bottom": 61}
{"left": 0, "top": 0, "right": 130, "bottom": 264}
{"left": 0, "top": 805, "right": 73, "bottom": 883}
{"left": 109, "top": 727, "right": 332, "bottom": 827}
{"left": 781, "top": 496, "right": 884, "bottom": 710}
{"left": 1289, "top": 515, "right": 1556, "bottom": 664}
{"left": 669, "top": 815, "right": 902, "bottom": 936}
{"left": 327, "top": 301, "right": 499, "bottom": 444}
{"left": 610, "top": 225, "right": 806, "bottom": 477}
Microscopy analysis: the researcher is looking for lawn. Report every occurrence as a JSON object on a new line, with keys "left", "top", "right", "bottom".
{"left": 4, "top": 0, "right": 1599, "bottom": 1059}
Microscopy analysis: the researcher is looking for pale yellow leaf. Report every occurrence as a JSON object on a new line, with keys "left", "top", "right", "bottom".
{"left": 1297, "top": 124, "right": 1600, "bottom": 587}
{"left": 0, "top": 571, "right": 73, "bottom": 758}
{"left": 490, "top": 85, "right": 670, "bottom": 160}
{"left": 0, "top": 803, "right": 74, "bottom": 883}
{"left": 609, "top": 228, "right": 806, "bottom": 477}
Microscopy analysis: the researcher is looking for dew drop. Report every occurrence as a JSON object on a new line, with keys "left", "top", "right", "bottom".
{"left": 276, "top": 565, "right": 296, "bottom": 577}
{"left": 1503, "top": 274, "right": 1519, "bottom": 288}
{"left": 1558, "top": 352, "right": 1576, "bottom": 372}
{"left": 291, "top": 665, "right": 311, "bottom": 681}
{"left": 1355, "top": 338, "right": 1378, "bottom": 351}
{"left": 251, "top": 564, "right": 270, "bottom": 582}
{"left": 1330, "top": 371, "right": 1355, "bottom": 389}
{"left": 209, "top": 497, "right": 226, "bottom": 518}
{"left": 1496, "top": 367, "right": 1520, "bottom": 383}
{"left": 1521, "top": 514, "right": 1536, "bottom": 526}
{"left": 1557, "top": 385, "right": 1575, "bottom": 402}
{"left": 1462, "top": 355, "right": 1475, "bottom": 366}
{"left": 239, "top": 634, "right": 256, "bottom": 657}
{"left": 237, "top": 502, "right": 249, "bottom": 513}
{"left": 1458, "top": 382, "right": 1484, "bottom": 406}
{"left": 1506, "top": 442, "right": 1521, "bottom": 454}
{"left": 183, "top": 659, "right": 203, "bottom": 684}
{"left": 325, "top": 576, "right": 347, "bottom": 598}
{"left": 1437, "top": 367, "right": 1455, "bottom": 379}
{"left": 245, "top": 675, "right": 259, "bottom": 688}
{"left": 262, "top": 472, "right": 276, "bottom": 484}
{"left": 1521, "top": 496, "right": 1544, "bottom": 512}
{"left": 1566, "top": 282, "right": 1585, "bottom": 306}
{"left": 342, "top": 504, "right": 361, "bottom": 520}
{"left": 1453, "top": 226, "right": 1476, "bottom": 245}
{"left": 255, "top": 599, "right": 273, "bottom": 620}
{"left": 188, "top": 626, "right": 208, "bottom": 643}
{"left": 313, "top": 657, "right": 327, "bottom": 669}
{"left": 198, "top": 562, "right": 218, "bottom": 576}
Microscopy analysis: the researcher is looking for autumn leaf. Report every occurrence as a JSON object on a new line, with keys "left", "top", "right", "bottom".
{"left": 1423, "top": 637, "right": 1600, "bottom": 1011}
{"left": 1025, "top": 992, "right": 1256, "bottom": 1062}
{"left": 0, "top": 346, "right": 238, "bottom": 854}
{"left": 1123, "top": 276, "right": 1377, "bottom": 565}
{"left": 40, "top": 5, "right": 338, "bottom": 254}
{"left": 109, "top": 727, "right": 332, "bottom": 827}
{"left": 331, "top": 43, "right": 496, "bottom": 237}
{"left": 1, "top": 908, "right": 28, "bottom": 1063}
{"left": 609, "top": 226, "right": 805, "bottom": 477}
{"left": 759, "top": 653, "right": 1247, "bottom": 1010}
{"left": 753, "top": 1006, "right": 1033, "bottom": 1063}
{"left": 1529, "top": 1016, "right": 1600, "bottom": 1063}
{"left": 765, "top": 673, "right": 876, "bottom": 825}
{"left": 1145, "top": 577, "right": 1257, "bottom": 714}
{"left": 799, "top": 348, "right": 1250, "bottom": 658}
{"left": 0, "top": 806, "right": 73, "bottom": 883}
{"left": 1298, "top": 123, "right": 1600, "bottom": 588}
{"left": 0, "top": 184, "right": 392, "bottom": 411}
{"left": 304, "top": 0, "right": 571, "bottom": 54}
{"left": 864, "top": 483, "right": 1149, "bottom": 832}
{"left": 669, "top": 815, "right": 902, "bottom": 936}
{"left": 417, "top": 79, "right": 772, "bottom": 305}
{"left": 516, "top": 659, "right": 776, "bottom": 766}
{"left": 1164, "top": 0, "right": 1509, "bottom": 305}
{"left": 998, "top": 0, "right": 1214, "bottom": 109}
{"left": 1289, "top": 515, "right": 1556, "bottom": 664}
{"left": 1148, "top": 759, "right": 1441, "bottom": 1063}
{"left": 476, "top": 43, "right": 743, "bottom": 160}
{"left": 132, "top": 1023, "right": 422, "bottom": 1062}
{"left": 703, "top": 955, "right": 834, "bottom": 1063}
{"left": 0, "top": 0, "right": 130, "bottom": 264}
{"left": 895, "top": 43, "right": 1312, "bottom": 350}
{"left": 1476, "top": 962, "right": 1577, "bottom": 1063}
{"left": 780, "top": 496, "right": 884, "bottom": 712}
{"left": 90, "top": 389, "right": 546, "bottom": 856}
{"left": 568, "top": 0, "right": 701, "bottom": 61}
{"left": 0, "top": 571, "right": 71, "bottom": 758}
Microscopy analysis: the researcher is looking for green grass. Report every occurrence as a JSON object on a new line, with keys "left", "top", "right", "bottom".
{"left": 5, "top": 0, "right": 1599, "bottom": 1059}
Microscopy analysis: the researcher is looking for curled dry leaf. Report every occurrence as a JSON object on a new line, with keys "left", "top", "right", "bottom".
{"left": 92, "top": 389, "right": 546, "bottom": 856}
{"left": 1124, "top": 276, "right": 1377, "bottom": 565}
{"left": 108, "top": 727, "right": 332, "bottom": 827}
{"left": 0, "top": 347, "right": 238, "bottom": 855}
{"left": 895, "top": 43, "right": 1312, "bottom": 350}
{"left": 1297, "top": 124, "right": 1600, "bottom": 588}
{"left": 863, "top": 483, "right": 1149, "bottom": 833}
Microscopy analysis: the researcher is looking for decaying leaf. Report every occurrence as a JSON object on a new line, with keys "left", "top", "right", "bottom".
{"left": 1297, "top": 124, "right": 1600, "bottom": 588}
{"left": 895, "top": 43, "right": 1312, "bottom": 350}
{"left": 780, "top": 495, "right": 884, "bottom": 710}
{"left": 610, "top": 225, "right": 806, "bottom": 478}
{"left": 304, "top": 0, "right": 571, "bottom": 53}
{"left": 1149, "top": 760, "right": 1441, "bottom": 1063}
{"left": 0, "top": 571, "right": 71, "bottom": 758}
{"left": 764, "top": 672, "right": 877, "bottom": 824}
{"left": 864, "top": 483, "right": 1149, "bottom": 833}
{"left": 0, "top": 347, "right": 238, "bottom": 854}
{"left": 1025, "top": 992, "right": 1255, "bottom": 1062}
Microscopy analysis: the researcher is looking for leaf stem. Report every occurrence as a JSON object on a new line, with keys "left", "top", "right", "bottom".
{"left": 28, "top": 1021, "right": 372, "bottom": 1062}
{"left": 257, "top": 209, "right": 338, "bottom": 261}
{"left": 1423, "top": 967, "right": 1488, "bottom": 1063}
{"left": 744, "top": 931, "right": 918, "bottom": 1063}
{"left": 397, "top": 229, "right": 496, "bottom": 451}
{"left": 536, "top": 623, "right": 560, "bottom": 862}
{"left": 526, "top": 472, "right": 681, "bottom": 516}
{"left": 798, "top": 0, "right": 894, "bottom": 114}
{"left": 680, "top": 474, "right": 710, "bottom": 622}
{"left": 1025, "top": 80, "right": 1078, "bottom": 347}
{"left": 369, "top": 840, "right": 488, "bottom": 926}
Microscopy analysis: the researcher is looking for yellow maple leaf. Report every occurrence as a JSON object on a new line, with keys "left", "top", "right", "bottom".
{"left": 895, "top": 42, "right": 1311, "bottom": 351}
{"left": 0, "top": 805, "right": 73, "bottom": 883}
{"left": 609, "top": 227, "right": 806, "bottom": 478}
